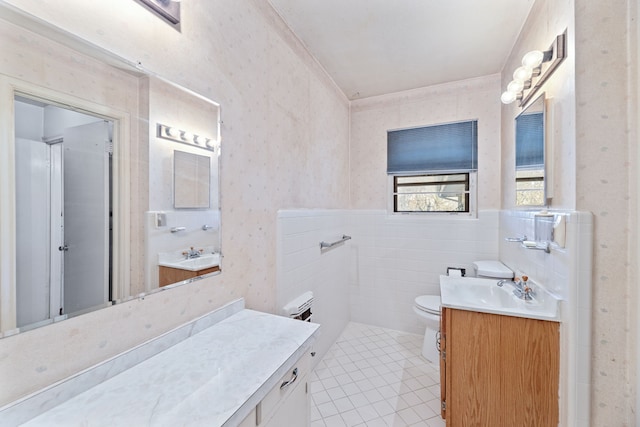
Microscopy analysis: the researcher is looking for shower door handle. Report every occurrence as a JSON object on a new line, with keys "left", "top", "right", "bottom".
{"left": 58, "top": 244, "right": 69, "bottom": 251}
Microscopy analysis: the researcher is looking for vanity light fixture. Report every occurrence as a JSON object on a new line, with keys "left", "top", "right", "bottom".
{"left": 137, "top": 0, "right": 181, "bottom": 26}
{"left": 157, "top": 123, "right": 215, "bottom": 152}
{"left": 501, "top": 29, "right": 567, "bottom": 107}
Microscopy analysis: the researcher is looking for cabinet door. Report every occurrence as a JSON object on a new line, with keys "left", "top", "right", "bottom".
{"left": 158, "top": 266, "right": 195, "bottom": 287}
{"left": 262, "top": 379, "right": 309, "bottom": 427}
{"left": 500, "top": 316, "right": 559, "bottom": 427}
{"left": 447, "top": 309, "right": 501, "bottom": 427}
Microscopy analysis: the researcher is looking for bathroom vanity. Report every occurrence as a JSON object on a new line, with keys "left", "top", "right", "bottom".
{"left": 438, "top": 276, "right": 560, "bottom": 426}
{"left": 158, "top": 265, "right": 221, "bottom": 287}
{"left": 440, "top": 308, "right": 559, "bottom": 426}
{"left": 1, "top": 299, "right": 318, "bottom": 426}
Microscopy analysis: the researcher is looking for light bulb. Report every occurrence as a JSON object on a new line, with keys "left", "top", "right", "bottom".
{"left": 195, "top": 135, "right": 207, "bottom": 145}
{"left": 182, "top": 131, "right": 193, "bottom": 142}
{"left": 167, "top": 127, "right": 181, "bottom": 138}
{"left": 513, "top": 66, "right": 533, "bottom": 83}
{"left": 522, "top": 50, "right": 544, "bottom": 69}
{"left": 501, "top": 91, "right": 517, "bottom": 104}
{"left": 507, "top": 80, "right": 524, "bottom": 93}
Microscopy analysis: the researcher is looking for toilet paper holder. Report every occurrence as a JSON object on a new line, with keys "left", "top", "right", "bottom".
{"left": 447, "top": 267, "right": 466, "bottom": 277}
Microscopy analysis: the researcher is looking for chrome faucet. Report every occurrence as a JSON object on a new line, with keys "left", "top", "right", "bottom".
{"left": 497, "top": 278, "right": 523, "bottom": 292}
{"left": 182, "top": 247, "right": 202, "bottom": 259}
{"left": 498, "top": 276, "right": 534, "bottom": 300}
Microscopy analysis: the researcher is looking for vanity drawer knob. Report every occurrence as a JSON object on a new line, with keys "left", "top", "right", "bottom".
{"left": 280, "top": 368, "right": 298, "bottom": 390}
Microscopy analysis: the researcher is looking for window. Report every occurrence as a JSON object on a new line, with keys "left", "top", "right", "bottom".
{"left": 387, "top": 120, "right": 477, "bottom": 213}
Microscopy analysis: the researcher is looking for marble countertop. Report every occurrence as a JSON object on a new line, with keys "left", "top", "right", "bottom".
{"left": 20, "top": 309, "right": 319, "bottom": 427}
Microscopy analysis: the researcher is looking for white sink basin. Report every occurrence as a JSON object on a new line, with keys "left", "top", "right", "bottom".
{"left": 439, "top": 275, "right": 560, "bottom": 321}
{"left": 159, "top": 253, "right": 221, "bottom": 272}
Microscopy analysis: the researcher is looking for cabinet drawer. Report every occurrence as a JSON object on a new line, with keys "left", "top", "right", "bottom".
{"left": 258, "top": 350, "right": 311, "bottom": 424}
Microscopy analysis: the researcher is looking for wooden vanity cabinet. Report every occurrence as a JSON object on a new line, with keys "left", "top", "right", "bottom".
{"left": 440, "top": 307, "right": 559, "bottom": 427}
{"left": 158, "top": 265, "right": 220, "bottom": 287}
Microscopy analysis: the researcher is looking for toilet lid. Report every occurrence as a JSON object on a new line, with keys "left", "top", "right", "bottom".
{"left": 415, "top": 295, "right": 441, "bottom": 314}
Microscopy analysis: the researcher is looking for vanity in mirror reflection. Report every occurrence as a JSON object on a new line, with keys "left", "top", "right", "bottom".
{"left": 515, "top": 93, "right": 546, "bottom": 206}
{"left": 0, "top": 13, "right": 221, "bottom": 335}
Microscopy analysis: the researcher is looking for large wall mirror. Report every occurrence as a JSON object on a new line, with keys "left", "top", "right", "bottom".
{"left": 0, "top": 6, "right": 221, "bottom": 336}
{"left": 515, "top": 93, "right": 546, "bottom": 206}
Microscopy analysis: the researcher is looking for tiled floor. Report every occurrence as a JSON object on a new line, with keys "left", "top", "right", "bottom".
{"left": 310, "top": 322, "right": 445, "bottom": 427}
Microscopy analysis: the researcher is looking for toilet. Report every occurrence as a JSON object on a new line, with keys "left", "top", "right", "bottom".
{"left": 413, "top": 260, "right": 514, "bottom": 363}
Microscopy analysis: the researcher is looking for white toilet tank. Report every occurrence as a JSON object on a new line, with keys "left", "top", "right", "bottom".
{"left": 472, "top": 260, "right": 513, "bottom": 279}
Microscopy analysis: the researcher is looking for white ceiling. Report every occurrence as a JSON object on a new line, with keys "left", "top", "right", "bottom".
{"left": 268, "top": 0, "right": 535, "bottom": 100}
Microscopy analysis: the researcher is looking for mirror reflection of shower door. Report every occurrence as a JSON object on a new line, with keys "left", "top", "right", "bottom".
{"left": 15, "top": 97, "right": 113, "bottom": 329}
{"left": 62, "top": 121, "right": 111, "bottom": 316}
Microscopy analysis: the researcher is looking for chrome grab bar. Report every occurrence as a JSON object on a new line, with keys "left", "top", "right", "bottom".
{"left": 320, "top": 235, "right": 352, "bottom": 250}
{"left": 170, "top": 227, "right": 186, "bottom": 233}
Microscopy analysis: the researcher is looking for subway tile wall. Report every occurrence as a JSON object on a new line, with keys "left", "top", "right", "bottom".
{"left": 347, "top": 210, "right": 500, "bottom": 334}
{"left": 277, "top": 210, "right": 352, "bottom": 364}
{"left": 277, "top": 209, "right": 500, "bottom": 340}
{"left": 278, "top": 208, "right": 593, "bottom": 426}
{"left": 499, "top": 209, "right": 593, "bottom": 427}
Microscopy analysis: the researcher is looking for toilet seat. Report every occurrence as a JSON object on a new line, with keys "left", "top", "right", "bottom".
{"left": 414, "top": 295, "right": 441, "bottom": 315}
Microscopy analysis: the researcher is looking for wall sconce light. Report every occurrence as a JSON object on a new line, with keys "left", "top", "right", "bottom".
{"left": 501, "top": 29, "right": 567, "bottom": 107}
{"left": 157, "top": 123, "right": 215, "bottom": 152}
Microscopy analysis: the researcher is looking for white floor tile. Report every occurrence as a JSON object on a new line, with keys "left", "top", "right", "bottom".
{"left": 313, "top": 390, "right": 332, "bottom": 405}
{"left": 326, "top": 385, "right": 347, "bottom": 401}
{"left": 356, "top": 404, "right": 379, "bottom": 422}
{"left": 333, "top": 396, "right": 355, "bottom": 413}
{"left": 317, "top": 401, "right": 340, "bottom": 418}
{"left": 342, "top": 382, "right": 361, "bottom": 396}
{"left": 323, "top": 414, "right": 348, "bottom": 427}
{"left": 363, "top": 388, "right": 384, "bottom": 404}
{"left": 340, "top": 409, "right": 365, "bottom": 427}
{"left": 372, "top": 399, "right": 396, "bottom": 417}
{"left": 311, "top": 322, "right": 444, "bottom": 427}
{"left": 397, "top": 407, "right": 421, "bottom": 425}
{"left": 348, "top": 392, "right": 369, "bottom": 408}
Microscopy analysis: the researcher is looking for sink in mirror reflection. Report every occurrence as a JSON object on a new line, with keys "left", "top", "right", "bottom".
{"left": 159, "top": 252, "right": 221, "bottom": 272}
{"left": 0, "top": 8, "right": 221, "bottom": 336}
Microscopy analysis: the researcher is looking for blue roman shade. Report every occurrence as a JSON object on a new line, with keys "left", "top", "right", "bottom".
{"left": 515, "top": 112, "right": 544, "bottom": 169}
{"left": 387, "top": 120, "right": 478, "bottom": 174}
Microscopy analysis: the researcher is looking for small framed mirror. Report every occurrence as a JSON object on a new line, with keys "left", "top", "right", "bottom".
{"left": 515, "top": 93, "right": 546, "bottom": 206}
{"left": 174, "top": 150, "right": 211, "bottom": 209}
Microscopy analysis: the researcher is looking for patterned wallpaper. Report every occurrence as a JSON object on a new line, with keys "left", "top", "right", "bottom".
{"left": 2, "top": 1, "right": 638, "bottom": 424}
{"left": 502, "top": 0, "right": 639, "bottom": 424}
{"left": 0, "top": 0, "right": 349, "bottom": 405}
{"left": 574, "top": 0, "right": 638, "bottom": 425}
{"left": 350, "top": 74, "right": 502, "bottom": 211}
